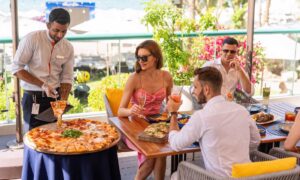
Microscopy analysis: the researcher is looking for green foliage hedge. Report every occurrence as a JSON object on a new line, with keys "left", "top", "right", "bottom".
{"left": 0, "top": 85, "right": 16, "bottom": 121}
{"left": 0, "top": 74, "right": 130, "bottom": 121}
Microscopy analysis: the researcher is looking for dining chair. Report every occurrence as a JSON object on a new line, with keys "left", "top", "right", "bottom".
{"left": 103, "top": 94, "right": 114, "bottom": 118}
{"left": 176, "top": 150, "right": 300, "bottom": 180}
{"left": 269, "top": 147, "right": 300, "bottom": 165}
{"left": 103, "top": 89, "right": 133, "bottom": 152}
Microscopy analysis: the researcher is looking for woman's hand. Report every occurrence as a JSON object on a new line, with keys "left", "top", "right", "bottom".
{"left": 129, "top": 104, "right": 144, "bottom": 117}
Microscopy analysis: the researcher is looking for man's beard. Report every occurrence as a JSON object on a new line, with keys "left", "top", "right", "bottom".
{"left": 197, "top": 90, "right": 207, "bottom": 104}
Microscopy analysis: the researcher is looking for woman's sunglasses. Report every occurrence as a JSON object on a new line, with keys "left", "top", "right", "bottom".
{"left": 136, "top": 54, "right": 152, "bottom": 62}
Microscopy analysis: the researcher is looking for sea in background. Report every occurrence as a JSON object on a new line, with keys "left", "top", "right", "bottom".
{"left": 0, "top": 0, "right": 151, "bottom": 37}
{"left": 0, "top": 0, "right": 145, "bottom": 12}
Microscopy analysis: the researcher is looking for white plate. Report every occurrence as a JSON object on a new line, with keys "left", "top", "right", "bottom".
{"left": 252, "top": 113, "right": 281, "bottom": 125}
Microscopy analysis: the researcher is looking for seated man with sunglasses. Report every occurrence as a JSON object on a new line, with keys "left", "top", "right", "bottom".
{"left": 203, "top": 37, "right": 253, "bottom": 99}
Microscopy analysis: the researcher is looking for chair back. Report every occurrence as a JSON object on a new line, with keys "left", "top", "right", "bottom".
{"left": 269, "top": 147, "right": 300, "bottom": 165}
{"left": 177, "top": 150, "right": 300, "bottom": 180}
{"left": 104, "top": 88, "right": 124, "bottom": 117}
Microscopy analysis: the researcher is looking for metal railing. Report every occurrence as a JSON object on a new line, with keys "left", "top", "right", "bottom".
{"left": 0, "top": 28, "right": 300, "bottom": 122}
{"left": 1, "top": 28, "right": 300, "bottom": 43}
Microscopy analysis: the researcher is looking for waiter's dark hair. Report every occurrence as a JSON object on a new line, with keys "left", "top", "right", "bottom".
{"left": 49, "top": 8, "right": 70, "bottom": 25}
{"left": 194, "top": 66, "right": 223, "bottom": 93}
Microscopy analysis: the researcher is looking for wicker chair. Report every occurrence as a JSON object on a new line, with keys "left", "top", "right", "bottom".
{"left": 269, "top": 147, "right": 300, "bottom": 165}
{"left": 176, "top": 151, "right": 300, "bottom": 180}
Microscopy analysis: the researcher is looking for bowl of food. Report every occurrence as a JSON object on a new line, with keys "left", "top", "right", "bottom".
{"left": 178, "top": 115, "right": 190, "bottom": 128}
{"left": 145, "top": 112, "right": 170, "bottom": 123}
{"left": 256, "top": 125, "right": 266, "bottom": 137}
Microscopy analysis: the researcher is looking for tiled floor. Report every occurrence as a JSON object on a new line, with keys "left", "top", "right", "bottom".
{"left": 0, "top": 134, "right": 202, "bottom": 180}
{"left": 118, "top": 151, "right": 202, "bottom": 180}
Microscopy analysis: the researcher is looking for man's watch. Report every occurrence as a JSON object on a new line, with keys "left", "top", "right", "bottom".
{"left": 170, "top": 112, "right": 178, "bottom": 116}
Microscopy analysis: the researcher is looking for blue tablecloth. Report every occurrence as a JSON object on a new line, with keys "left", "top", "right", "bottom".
{"left": 22, "top": 145, "right": 121, "bottom": 180}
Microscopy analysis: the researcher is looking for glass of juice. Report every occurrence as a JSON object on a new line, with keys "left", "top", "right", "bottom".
{"left": 171, "top": 86, "right": 182, "bottom": 103}
{"left": 285, "top": 111, "right": 296, "bottom": 121}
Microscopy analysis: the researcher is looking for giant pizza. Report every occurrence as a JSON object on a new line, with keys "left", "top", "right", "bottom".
{"left": 24, "top": 119, "right": 120, "bottom": 155}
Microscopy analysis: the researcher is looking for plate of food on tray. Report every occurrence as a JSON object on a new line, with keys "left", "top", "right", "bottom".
{"left": 278, "top": 122, "right": 294, "bottom": 134}
{"left": 145, "top": 112, "right": 170, "bottom": 123}
{"left": 138, "top": 122, "right": 170, "bottom": 143}
{"left": 251, "top": 112, "right": 279, "bottom": 125}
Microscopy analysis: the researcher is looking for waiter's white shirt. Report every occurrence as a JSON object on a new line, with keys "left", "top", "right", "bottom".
{"left": 11, "top": 30, "right": 74, "bottom": 91}
{"left": 203, "top": 58, "right": 254, "bottom": 96}
{"left": 169, "top": 96, "right": 261, "bottom": 177}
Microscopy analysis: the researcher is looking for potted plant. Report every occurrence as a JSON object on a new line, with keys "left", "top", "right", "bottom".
{"left": 74, "top": 70, "right": 91, "bottom": 103}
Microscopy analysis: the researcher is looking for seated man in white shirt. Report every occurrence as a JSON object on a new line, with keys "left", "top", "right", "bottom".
{"left": 203, "top": 37, "right": 253, "bottom": 99}
{"left": 167, "top": 66, "right": 261, "bottom": 177}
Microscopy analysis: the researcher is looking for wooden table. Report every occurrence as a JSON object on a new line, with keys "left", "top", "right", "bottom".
{"left": 110, "top": 102, "right": 295, "bottom": 172}
{"left": 109, "top": 116, "right": 199, "bottom": 173}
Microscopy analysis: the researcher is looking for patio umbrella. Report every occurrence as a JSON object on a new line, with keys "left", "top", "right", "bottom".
{"left": 70, "top": 9, "right": 150, "bottom": 34}
{"left": 254, "top": 34, "right": 300, "bottom": 60}
{"left": 0, "top": 18, "right": 46, "bottom": 38}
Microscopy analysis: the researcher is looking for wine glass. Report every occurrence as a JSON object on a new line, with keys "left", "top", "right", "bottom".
{"left": 137, "top": 92, "right": 146, "bottom": 118}
{"left": 50, "top": 100, "right": 67, "bottom": 127}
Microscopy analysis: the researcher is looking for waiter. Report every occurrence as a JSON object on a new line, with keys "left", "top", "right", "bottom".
{"left": 11, "top": 8, "right": 74, "bottom": 132}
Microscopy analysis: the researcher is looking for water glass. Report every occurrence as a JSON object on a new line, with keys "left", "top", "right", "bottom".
{"left": 262, "top": 87, "right": 270, "bottom": 107}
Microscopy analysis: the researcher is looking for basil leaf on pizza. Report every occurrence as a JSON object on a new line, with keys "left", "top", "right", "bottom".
{"left": 62, "top": 129, "right": 83, "bottom": 138}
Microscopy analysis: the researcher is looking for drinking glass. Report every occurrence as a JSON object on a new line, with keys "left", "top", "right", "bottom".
{"left": 137, "top": 92, "right": 146, "bottom": 118}
{"left": 50, "top": 100, "right": 67, "bottom": 127}
{"left": 226, "top": 91, "right": 234, "bottom": 101}
{"left": 285, "top": 112, "right": 296, "bottom": 122}
{"left": 262, "top": 87, "right": 270, "bottom": 107}
{"left": 171, "top": 86, "right": 182, "bottom": 103}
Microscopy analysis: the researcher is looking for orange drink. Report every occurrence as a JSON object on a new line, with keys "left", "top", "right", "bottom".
{"left": 285, "top": 112, "right": 296, "bottom": 121}
{"left": 226, "top": 92, "right": 233, "bottom": 101}
{"left": 171, "top": 94, "right": 181, "bottom": 103}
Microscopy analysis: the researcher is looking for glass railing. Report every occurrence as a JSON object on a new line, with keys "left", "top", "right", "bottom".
{"left": 1, "top": 29, "right": 300, "bottom": 122}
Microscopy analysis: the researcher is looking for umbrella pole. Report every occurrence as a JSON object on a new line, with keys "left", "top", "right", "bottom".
{"left": 7, "top": 0, "right": 23, "bottom": 149}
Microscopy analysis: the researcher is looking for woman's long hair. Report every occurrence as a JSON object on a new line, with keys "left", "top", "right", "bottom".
{"left": 134, "top": 40, "right": 163, "bottom": 73}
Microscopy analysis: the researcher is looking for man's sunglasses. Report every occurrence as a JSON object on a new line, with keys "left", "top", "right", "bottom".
{"left": 136, "top": 54, "right": 152, "bottom": 62}
{"left": 222, "top": 49, "right": 237, "bottom": 54}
